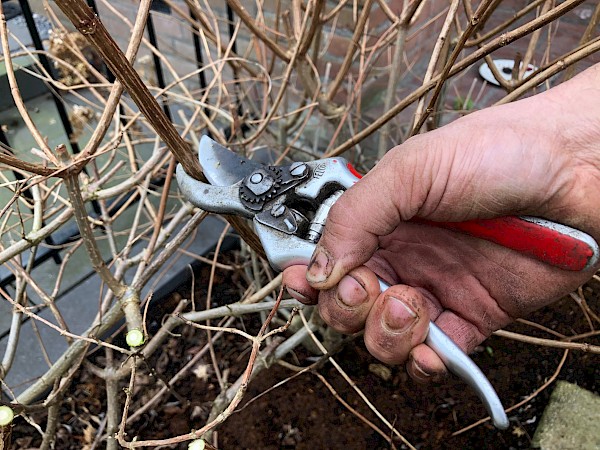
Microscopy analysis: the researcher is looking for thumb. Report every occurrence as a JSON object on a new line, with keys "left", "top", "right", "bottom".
{"left": 307, "top": 142, "right": 433, "bottom": 289}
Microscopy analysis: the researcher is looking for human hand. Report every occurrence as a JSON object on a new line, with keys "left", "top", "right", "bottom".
{"left": 283, "top": 65, "right": 600, "bottom": 382}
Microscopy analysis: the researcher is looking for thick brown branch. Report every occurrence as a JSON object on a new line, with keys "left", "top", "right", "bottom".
{"left": 54, "top": 0, "right": 202, "bottom": 180}
{"left": 0, "top": 153, "right": 55, "bottom": 176}
{"left": 53, "top": 0, "right": 265, "bottom": 257}
{"left": 297, "top": 0, "right": 325, "bottom": 58}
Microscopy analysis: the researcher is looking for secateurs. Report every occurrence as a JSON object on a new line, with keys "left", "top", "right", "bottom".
{"left": 176, "top": 136, "right": 599, "bottom": 430}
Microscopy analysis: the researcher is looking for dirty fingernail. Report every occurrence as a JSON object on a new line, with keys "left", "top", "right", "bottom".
{"left": 414, "top": 360, "right": 430, "bottom": 377}
{"left": 306, "top": 247, "right": 331, "bottom": 284}
{"left": 337, "top": 275, "right": 367, "bottom": 307}
{"left": 410, "top": 357, "right": 432, "bottom": 383}
{"left": 383, "top": 296, "right": 417, "bottom": 332}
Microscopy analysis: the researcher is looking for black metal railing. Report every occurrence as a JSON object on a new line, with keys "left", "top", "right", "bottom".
{"left": 0, "top": 0, "right": 235, "bottom": 290}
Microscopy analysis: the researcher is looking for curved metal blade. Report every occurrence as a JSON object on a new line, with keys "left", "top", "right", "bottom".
{"left": 199, "top": 135, "right": 263, "bottom": 186}
{"left": 176, "top": 165, "right": 251, "bottom": 217}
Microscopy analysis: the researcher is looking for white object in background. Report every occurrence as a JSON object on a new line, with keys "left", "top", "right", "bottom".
{"left": 479, "top": 59, "right": 537, "bottom": 86}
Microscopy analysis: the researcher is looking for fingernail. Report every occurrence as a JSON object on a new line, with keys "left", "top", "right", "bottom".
{"left": 337, "top": 275, "right": 367, "bottom": 308}
{"left": 286, "top": 287, "right": 310, "bottom": 303}
{"left": 306, "top": 246, "right": 332, "bottom": 284}
{"left": 408, "top": 355, "right": 433, "bottom": 384}
{"left": 383, "top": 296, "right": 417, "bottom": 332}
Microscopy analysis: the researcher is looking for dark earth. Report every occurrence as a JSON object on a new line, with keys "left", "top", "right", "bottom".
{"left": 9, "top": 255, "right": 600, "bottom": 449}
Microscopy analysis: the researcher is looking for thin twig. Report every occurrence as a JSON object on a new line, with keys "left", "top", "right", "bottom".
{"left": 326, "top": 0, "right": 587, "bottom": 156}
{"left": 58, "top": 145, "right": 126, "bottom": 298}
{"left": 493, "top": 330, "right": 600, "bottom": 353}
{"left": 411, "top": 0, "right": 460, "bottom": 133}
{"left": 326, "top": 0, "right": 374, "bottom": 101}
{"left": 377, "top": 0, "right": 424, "bottom": 158}
{"left": 313, "top": 371, "right": 398, "bottom": 450}
{"left": 563, "top": 0, "right": 600, "bottom": 80}
{"left": 39, "top": 397, "right": 61, "bottom": 450}
{"left": 0, "top": 2, "right": 58, "bottom": 166}
{"left": 117, "top": 289, "right": 286, "bottom": 447}
{"left": 411, "top": 0, "right": 495, "bottom": 135}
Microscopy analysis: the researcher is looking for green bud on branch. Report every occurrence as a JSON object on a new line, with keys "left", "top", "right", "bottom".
{"left": 0, "top": 406, "right": 14, "bottom": 426}
{"left": 126, "top": 329, "right": 145, "bottom": 347}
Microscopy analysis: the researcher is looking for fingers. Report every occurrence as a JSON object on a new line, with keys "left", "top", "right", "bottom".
{"left": 405, "top": 309, "right": 490, "bottom": 384}
{"left": 363, "top": 285, "right": 431, "bottom": 366}
{"left": 305, "top": 157, "right": 409, "bottom": 290}
{"left": 363, "top": 286, "right": 489, "bottom": 384}
{"left": 285, "top": 265, "right": 382, "bottom": 333}
{"left": 283, "top": 265, "right": 318, "bottom": 304}
{"left": 286, "top": 265, "right": 490, "bottom": 384}
{"left": 317, "top": 266, "right": 381, "bottom": 334}
{"left": 407, "top": 344, "right": 447, "bottom": 383}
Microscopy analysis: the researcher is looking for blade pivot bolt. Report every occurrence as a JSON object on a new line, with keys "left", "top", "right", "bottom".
{"left": 246, "top": 169, "right": 275, "bottom": 196}
{"left": 250, "top": 173, "right": 264, "bottom": 184}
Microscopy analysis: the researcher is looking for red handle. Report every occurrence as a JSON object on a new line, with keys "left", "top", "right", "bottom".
{"left": 346, "top": 163, "right": 598, "bottom": 271}
{"left": 419, "top": 216, "right": 598, "bottom": 271}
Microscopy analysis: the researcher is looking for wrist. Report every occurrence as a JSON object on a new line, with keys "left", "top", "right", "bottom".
{"left": 547, "top": 64, "right": 600, "bottom": 157}
{"left": 544, "top": 65, "right": 600, "bottom": 241}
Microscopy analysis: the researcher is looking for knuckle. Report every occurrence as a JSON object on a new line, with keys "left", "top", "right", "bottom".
{"left": 318, "top": 300, "right": 359, "bottom": 335}
{"left": 364, "top": 329, "right": 408, "bottom": 365}
{"left": 365, "top": 337, "right": 405, "bottom": 365}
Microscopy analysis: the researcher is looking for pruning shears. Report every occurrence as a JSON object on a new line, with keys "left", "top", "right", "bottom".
{"left": 176, "top": 136, "right": 599, "bottom": 430}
